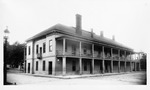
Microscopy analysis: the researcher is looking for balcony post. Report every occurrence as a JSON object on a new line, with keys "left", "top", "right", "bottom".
{"left": 62, "top": 57, "right": 66, "bottom": 75}
{"left": 130, "top": 52, "right": 132, "bottom": 72}
{"left": 111, "top": 48, "right": 113, "bottom": 73}
{"left": 124, "top": 51, "right": 126, "bottom": 72}
{"left": 62, "top": 38, "right": 66, "bottom": 75}
{"left": 92, "top": 44, "right": 94, "bottom": 74}
{"left": 102, "top": 46, "right": 105, "bottom": 74}
{"left": 63, "top": 38, "right": 66, "bottom": 55}
{"left": 79, "top": 41, "right": 82, "bottom": 74}
{"left": 32, "top": 41, "right": 35, "bottom": 74}
{"left": 118, "top": 49, "right": 120, "bottom": 73}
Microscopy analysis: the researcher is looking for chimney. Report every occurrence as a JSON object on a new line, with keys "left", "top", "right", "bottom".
{"left": 112, "top": 35, "right": 115, "bottom": 41}
{"left": 100, "top": 31, "right": 103, "bottom": 37}
{"left": 91, "top": 28, "right": 93, "bottom": 38}
{"left": 76, "top": 14, "right": 82, "bottom": 35}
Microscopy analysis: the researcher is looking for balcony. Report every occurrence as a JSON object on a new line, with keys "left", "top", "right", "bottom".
{"left": 120, "top": 56, "right": 125, "bottom": 61}
{"left": 113, "top": 55, "right": 119, "bottom": 60}
{"left": 104, "top": 53, "right": 111, "bottom": 59}
{"left": 81, "top": 53, "right": 92, "bottom": 57}
{"left": 56, "top": 50, "right": 80, "bottom": 56}
{"left": 37, "top": 53, "right": 42, "bottom": 59}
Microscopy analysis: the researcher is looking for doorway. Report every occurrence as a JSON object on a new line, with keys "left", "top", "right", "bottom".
{"left": 48, "top": 61, "right": 52, "bottom": 74}
{"left": 28, "top": 63, "right": 30, "bottom": 73}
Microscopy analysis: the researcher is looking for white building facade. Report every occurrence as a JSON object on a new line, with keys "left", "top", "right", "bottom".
{"left": 24, "top": 14, "right": 141, "bottom": 75}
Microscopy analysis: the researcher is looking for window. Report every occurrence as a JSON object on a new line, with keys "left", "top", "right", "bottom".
{"left": 36, "top": 61, "right": 38, "bottom": 71}
{"left": 72, "top": 45, "right": 76, "bottom": 54}
{"left": 84, "top": 61, "right": 87, "bottom": 71}
{"left": 43, "top": 43, "right": 46, "bottom": 53}
{"left": 83, "top": 46, "right": 87, "bottom": 54}
{"left": 36, "top": 45, "right": 39, "bottom": 54}
{"left": 43, "top": 61, "right": 45, "bottom": 71}
{"left": 72, "top": 61, "right": 76, "bottom": 71}
{"left": 28, "top": 46, "right": 30, "bottom": 55}
{"left": 49, "top": 40, "right": 52, "bottom": 52}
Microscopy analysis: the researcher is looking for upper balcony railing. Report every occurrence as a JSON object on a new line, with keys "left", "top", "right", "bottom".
{"left": 56, "top": 50, "right": 134, "bottom": 61}
{"left": 56, "top": 50, "right": 80, "bottom": 56}
{"left": 81, "top": 53, "right": 92, "bottom": 57}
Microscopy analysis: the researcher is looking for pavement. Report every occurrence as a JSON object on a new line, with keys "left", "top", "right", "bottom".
{"left": 6, "top": 68, "right": 146, "bottom": 85}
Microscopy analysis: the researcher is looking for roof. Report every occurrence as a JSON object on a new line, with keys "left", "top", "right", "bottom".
{"left": 26, "top": 24, "right": 133, "bottom": 51}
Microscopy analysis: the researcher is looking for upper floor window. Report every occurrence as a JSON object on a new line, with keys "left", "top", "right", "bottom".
{"left": 83, "top": 46, "right": 87, "bottom": 54}
{"left": 49, "top": 40, "right": 52, "bottom": 52}
{"left": 43, "top": 43, "right": 46, "bottom": 53}
{"left": 36, "top": 45, "right": 39, "bottom": 54}
{"left": 28, "top": 46, "right": 30, "bottom": 55}
{"left": 72, "top": 45, "right": 76, "bottom": 54}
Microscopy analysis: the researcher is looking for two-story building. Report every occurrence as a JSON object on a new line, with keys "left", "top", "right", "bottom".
{"left": 24, "top": 14, "right": 141, "bottom": 75}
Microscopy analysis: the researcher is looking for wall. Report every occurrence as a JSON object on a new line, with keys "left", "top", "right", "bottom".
{"left": 94, "top": 60, "right": 102, "bottom": 74}
{"left": 26, "top": 41, "right": 33, "bottom": 59}
{"left": 126, "top": 62, "right": 130, "bottom": 72}
{"left": 33, "top": 57, "right": 56, "bottom": 75}
{"left": 66, "top": 58, "right": 80, "bottom": 75}
{"left": 113, "top": 61, "right": 118, "bottom": 73}
{"left": 82, "top": 59, "right": 92, "bottom": 74}
{"left": 120, "top": 61, "right": 125, "bottom": 72}
{"left": 26, "top": 59, "right": 32, "bottom": 74}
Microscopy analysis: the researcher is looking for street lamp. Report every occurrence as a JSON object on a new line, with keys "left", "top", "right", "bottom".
{"left": 4, "top": 26, "right": 10, "bottom": 85}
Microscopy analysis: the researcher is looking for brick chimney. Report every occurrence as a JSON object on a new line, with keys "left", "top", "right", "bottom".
{"left": 100, "top": 31, "right": 103, "bottom": 37}
{"left": 76, "top": 14, "right": 82, "bottom": 35}
{"left": 91, "top": 28, "right": 94, "bottom": 38}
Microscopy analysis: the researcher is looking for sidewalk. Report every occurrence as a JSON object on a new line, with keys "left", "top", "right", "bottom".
{"left": 24, "top": 71, "right": 140, "bottom": 79}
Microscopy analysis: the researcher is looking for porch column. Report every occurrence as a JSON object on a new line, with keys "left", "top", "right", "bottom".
{"left": 62, "top": 57, "right": 66, "bottom": 75}
{"left": 118, "top": 50, "right": 120, "bottom": 73}
{"left": 124, "top": 51, "right": 126, "bottom": 72}
{"left": 111, "top": 48, "right": 113, "bottom": 73}
{"left": 79, "top": 41, "right": 82, "bottom": 74}
{"left": 62, "top": 38, "right": 66, "bottom": 75}
{"left": 102, "top": 46, "right": 105, "bottom": 74}
{"left": 130, "top": 52, "right": 132, "bottom": 72}
{"left": 92, "top": 44, "right": 94, "bottom": 74}
{"left": 139, "top": 61, "right": 141, "bottom": 71}
{"left": 32, "top": 41, "right": 35, "bottom": 74}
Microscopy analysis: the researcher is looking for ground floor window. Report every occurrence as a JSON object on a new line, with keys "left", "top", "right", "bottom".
{"left": 43, "top": 61, "right": 45, "bottom": 71}
{"left": 36, "top": 61, "right": 38, "bottom": 71}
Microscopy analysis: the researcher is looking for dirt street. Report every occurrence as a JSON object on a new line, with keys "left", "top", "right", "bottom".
{"left": 7, "top": 71, "right": 146, "bottom": 85}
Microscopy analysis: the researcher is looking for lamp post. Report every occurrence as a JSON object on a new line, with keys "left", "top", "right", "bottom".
{"left": 4, "top": 26, "right": 10, "bottom": 85}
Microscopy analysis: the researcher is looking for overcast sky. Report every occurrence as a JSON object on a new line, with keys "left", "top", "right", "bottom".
{"left": 1, "top": 0, "right": 150, "bottom": 53}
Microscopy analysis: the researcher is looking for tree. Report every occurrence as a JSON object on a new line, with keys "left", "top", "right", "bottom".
{"left": 7, "top": 41, "right": 25, "bottom": 68}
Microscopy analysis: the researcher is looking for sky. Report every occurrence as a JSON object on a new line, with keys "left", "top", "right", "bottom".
{"left": 1, "top": 0, "right": 150, "bottom": 53}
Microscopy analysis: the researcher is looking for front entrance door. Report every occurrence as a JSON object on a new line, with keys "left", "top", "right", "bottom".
{"left": 28, "top": 63, "right": 30, "bottom": 73}
{"left": 48, "top": 61, "right": 52, "bottom": 74}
